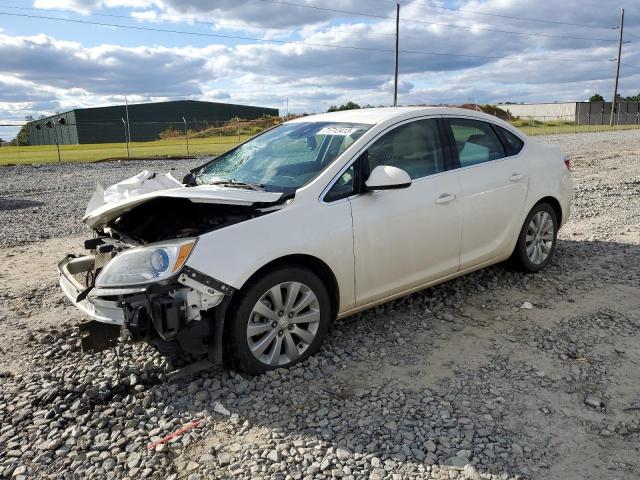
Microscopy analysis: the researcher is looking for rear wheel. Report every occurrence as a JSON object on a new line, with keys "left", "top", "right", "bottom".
{"left": 510, "top": 202, "right": 558, "bottom": 273}
{"left": 227, "top": 266, "right": 331, "bottom": 374}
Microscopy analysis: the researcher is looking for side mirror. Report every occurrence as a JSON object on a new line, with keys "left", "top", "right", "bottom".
{"left": 364, "top": 165, "right": 411, "bottom": 191}
{"left": 182, "top": 172, "right": 197, "bottom": 186}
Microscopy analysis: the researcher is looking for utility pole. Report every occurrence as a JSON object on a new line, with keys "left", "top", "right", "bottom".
{"left": 121, "top": 118, "right": 130, "bottom": 157}
{"left": 393, "top": 2, "right": 400, "bottom": 107}
{"left": 183, "top": 116, "right": 190, "bottom": 156}
{"left": 124, "top": 96, "right": 132, "bottom": 143}
{"left": 610, "top": 8, "right": 624, "bottom": 127}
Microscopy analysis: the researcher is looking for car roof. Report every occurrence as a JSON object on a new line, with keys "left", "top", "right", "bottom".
{"left": 286, "top": 106, "right": 506, "bottom": 126}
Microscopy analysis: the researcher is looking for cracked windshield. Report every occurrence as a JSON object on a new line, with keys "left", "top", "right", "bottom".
{"left": 196, "top": 122, "right": 371, "bottom": 192}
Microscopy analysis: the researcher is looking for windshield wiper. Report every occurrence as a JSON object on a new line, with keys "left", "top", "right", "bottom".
{"left": 209, "top": 179, "right": 265, "bottom": 191}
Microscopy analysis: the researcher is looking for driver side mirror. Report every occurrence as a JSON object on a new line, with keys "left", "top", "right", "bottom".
{"left": 364, "top": 165, "right": 411, "bottom": 191}
{"left": 182, "top": 172, "right": 197, "bottom": 186}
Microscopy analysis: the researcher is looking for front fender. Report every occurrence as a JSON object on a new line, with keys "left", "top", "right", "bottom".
{"left": 184, "top": 199, "right": 355, "bottom": 313}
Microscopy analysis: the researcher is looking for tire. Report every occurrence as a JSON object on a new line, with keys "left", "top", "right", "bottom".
{"left": 226, "top": 266, "right": 331, "bottom": 374}
{"left": 510, "top": 202, "right": 558, "bottom": 273}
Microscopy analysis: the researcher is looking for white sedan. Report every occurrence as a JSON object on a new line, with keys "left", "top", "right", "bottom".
{"left": 59, "top": 107, "right": 572, "bottom": 373}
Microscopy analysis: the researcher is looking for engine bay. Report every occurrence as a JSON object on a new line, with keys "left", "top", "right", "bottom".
{"left": 102, "top": 197, "right": 264, "bottom": 244}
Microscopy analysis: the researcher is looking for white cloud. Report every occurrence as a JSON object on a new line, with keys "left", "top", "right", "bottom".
{"left": 0, "top": 0, "right": 638, "bottom": 140}
{"left": 0, "top": 33, "right": 227, "bottom": 95}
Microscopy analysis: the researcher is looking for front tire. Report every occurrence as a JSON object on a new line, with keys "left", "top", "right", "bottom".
{"left": 226, "top": 266, "right": 331, "bottom": 374}
{"left": 510, "top": 202, "right": 558, "bottom": 273}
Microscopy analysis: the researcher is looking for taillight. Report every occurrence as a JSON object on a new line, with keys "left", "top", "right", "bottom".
{"left": 563, "top": 154, "right": 571, "bottom": 170}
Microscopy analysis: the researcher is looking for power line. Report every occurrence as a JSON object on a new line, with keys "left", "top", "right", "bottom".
{"left": 0, "top": 4, "right": 397, "bottom": 38}
{"left": 252, "top": 0, "right": 617, "bottom": 42}
{"left": 0, "top": 11, "right": 618, "bottom": 66}
{"left": 0, "top": 11, "right": 398, "bottom": 48}
{"left": 0, "top": 1, "right": 617, "bottom": 43}
{"left": 375, "top": 0, "right": 618, "bottom": 30}
{"left": 0, "top": 4, "right": 300, "bottom": 32}
{"left": 2, "top": 0, "right": 620, "bottom": 35}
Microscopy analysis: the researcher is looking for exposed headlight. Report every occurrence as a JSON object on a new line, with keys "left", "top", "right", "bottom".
{"left": 95, "top": 239, "right": 196, "bottom": 288}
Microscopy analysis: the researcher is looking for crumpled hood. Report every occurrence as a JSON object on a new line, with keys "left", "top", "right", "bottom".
{"left": 84, "top": 182, "right": 284, "bottom": 229}
{"left": 85, "top": 171, "right": 183, "bottom": 216}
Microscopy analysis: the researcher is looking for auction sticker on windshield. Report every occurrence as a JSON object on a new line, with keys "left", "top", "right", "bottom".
{"left": 317, "top": 126, "right": 359, "bottom": 136}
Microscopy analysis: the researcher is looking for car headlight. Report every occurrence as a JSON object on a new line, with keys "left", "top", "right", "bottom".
{"left": 95, "top": 239, "right": 196, "bottom": 287}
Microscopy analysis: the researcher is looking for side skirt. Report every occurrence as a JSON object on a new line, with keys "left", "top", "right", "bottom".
{"left": 336, "top": 254, "right": 509, "bottom": 320}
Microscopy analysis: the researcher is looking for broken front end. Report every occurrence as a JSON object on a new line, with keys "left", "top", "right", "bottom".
{"left": 58, "top": 184, "right": 287, "bottom": 361}
{"left": 58, "top": 236, "right": 234, "bottom": 360}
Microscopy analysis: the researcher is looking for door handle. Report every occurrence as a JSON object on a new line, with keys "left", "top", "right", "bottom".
{"left": 510, "top": 173, "right": 524, "bottom": 182}
{"left": 435, "top": 193, "right": 456, "bottom": 205}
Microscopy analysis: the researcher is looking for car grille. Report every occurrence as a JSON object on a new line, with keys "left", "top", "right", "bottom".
{"left": 72, "top": 251, "right": 115, "bottom": 288}
{"left": 95, "top": 251, "right": 114, "bottom": 270}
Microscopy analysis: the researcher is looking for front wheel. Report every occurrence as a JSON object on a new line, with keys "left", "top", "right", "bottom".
{"left": 226, "top": 267, "right": 331, "bottom": 374}
{"left": 510, "top": 202, "right": 558, "bottom": 273}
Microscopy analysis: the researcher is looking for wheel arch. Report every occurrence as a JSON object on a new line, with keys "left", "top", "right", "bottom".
{"left": 238, "top": 254, "right": 340, "bottom": 320}
{"left": 534, "top": 195, "right": 563, "bottom": 225}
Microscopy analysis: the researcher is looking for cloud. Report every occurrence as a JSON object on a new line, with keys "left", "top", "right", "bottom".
{"left": 0, "top": 0, "right": 637, "bottom": 140}
{"left": 0, "top": 33, "right": 227, "bottom": 96}
{"left": 381, "top": 79, "right": 414, "bottom": 95}
{"left": 33, "top": 0, "right": 392, "bottom": 27}
{"left": 203, "top": 89, "right": 232, "bottom": 100}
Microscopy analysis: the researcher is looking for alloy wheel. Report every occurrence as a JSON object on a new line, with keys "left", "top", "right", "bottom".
{"left": 246, "top": 281, "right": 320, "bottom": 366}
{"left": 525, "top": 211, "right": 554, "bottom": 265}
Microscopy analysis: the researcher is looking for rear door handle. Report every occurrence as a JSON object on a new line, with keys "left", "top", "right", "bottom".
{"left": 510, "top": 173, "right": 524, "bottom": 182}
{"left": 435, "top": 193, "right": 456, "bottom": 205}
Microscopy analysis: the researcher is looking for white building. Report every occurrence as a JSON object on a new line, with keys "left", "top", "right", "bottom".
{"left": 498, "top": 103, "right": 577, "bottom": 121}
{"left": 498, "top": 102, "right": 640, "bottom": 125}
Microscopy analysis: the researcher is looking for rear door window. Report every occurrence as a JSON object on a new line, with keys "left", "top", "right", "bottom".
{"left": 447, "top": 118, "right": 506, "bottom": 167}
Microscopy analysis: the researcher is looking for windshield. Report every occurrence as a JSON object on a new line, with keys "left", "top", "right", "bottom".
{"left": 195, "top": 122, "right": 371, "bottom": 192}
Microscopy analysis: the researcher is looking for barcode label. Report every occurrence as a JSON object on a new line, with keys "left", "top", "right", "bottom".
{"left": 317, "top": 127, "right": 358, "bottom": 136}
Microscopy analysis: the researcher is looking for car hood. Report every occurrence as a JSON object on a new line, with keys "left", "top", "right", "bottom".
{"left": 84, "top": 185, "right": 284, "bottom": 228}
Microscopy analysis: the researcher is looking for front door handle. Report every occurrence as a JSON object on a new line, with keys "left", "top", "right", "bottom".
{"left": 510, "top": 173, "right": 524, "bottom": 182}
{"left": 435, "top": 193, "right": 456, "bottom": 205}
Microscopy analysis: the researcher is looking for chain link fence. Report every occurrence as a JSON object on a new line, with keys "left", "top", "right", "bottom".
{"left": 509, "top": 113, "right": 640, "bottom": 136}
{"left": 2, "top": 116, "right": 284, "bottom": 165}
{"left": 3, "top": 111, "right": 640, "bottom": 165}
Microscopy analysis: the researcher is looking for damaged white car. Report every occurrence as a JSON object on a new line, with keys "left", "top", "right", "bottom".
{"left": 59, "top": 107, "right": 572, "bottom": 374}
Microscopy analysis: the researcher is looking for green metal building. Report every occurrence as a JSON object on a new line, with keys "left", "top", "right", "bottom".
{"left": 26, "top": 100, "right": 279, "bottom": 145}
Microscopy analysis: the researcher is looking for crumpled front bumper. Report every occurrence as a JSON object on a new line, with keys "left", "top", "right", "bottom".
{"left": 58, "top": 253, "right": 232, "bottom": 357}
{"left": 58, "top": 254, "right": 129, "bottom": 325}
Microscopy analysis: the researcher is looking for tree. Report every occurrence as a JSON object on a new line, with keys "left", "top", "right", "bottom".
{"left": 620, "top": 92, "right": 640, "bottom": 102}
{"left": 589, "top": 93, "right": 604, "bottom": 102}
{"left": 327, "top": 101, "right": 361, "bottom": 112}
{"left": 12, "top": 125, "right": 30, "bottom": 146}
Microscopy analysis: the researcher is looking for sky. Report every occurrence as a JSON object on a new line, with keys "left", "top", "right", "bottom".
{"left": 0, "top": 0, "right": 639, "bottom": 140}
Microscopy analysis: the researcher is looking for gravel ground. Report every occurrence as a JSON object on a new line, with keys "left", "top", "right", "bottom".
{"left": 0, "top": 158, "right": 202, "bottom": 247}
{"left": 1, "top": 130, "right": 639, "bottom": 480}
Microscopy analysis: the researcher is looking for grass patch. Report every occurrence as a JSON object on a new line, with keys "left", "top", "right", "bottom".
{"left": 0, "top": 135, "right": 252, "bottom": 166}
{"left": 3, "top": 119, "right": 640, "bottom": 166}
{"left": 508, "top": 119, "right": 640, "bottom": 136}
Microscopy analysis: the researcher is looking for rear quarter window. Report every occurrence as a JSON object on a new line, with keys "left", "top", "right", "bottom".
{"left": 497, "top": 127, "right": 525, "bottom": 156}
{"left": 448, "top": 118, "right": 506, "bottom": 167}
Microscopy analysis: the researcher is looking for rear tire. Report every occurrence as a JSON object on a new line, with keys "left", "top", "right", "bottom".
{"left": 510, "top": 202, "right": 558, "bottom": 273}
{"left": 226, "top": 266, "right": 331, "bottom": 374}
